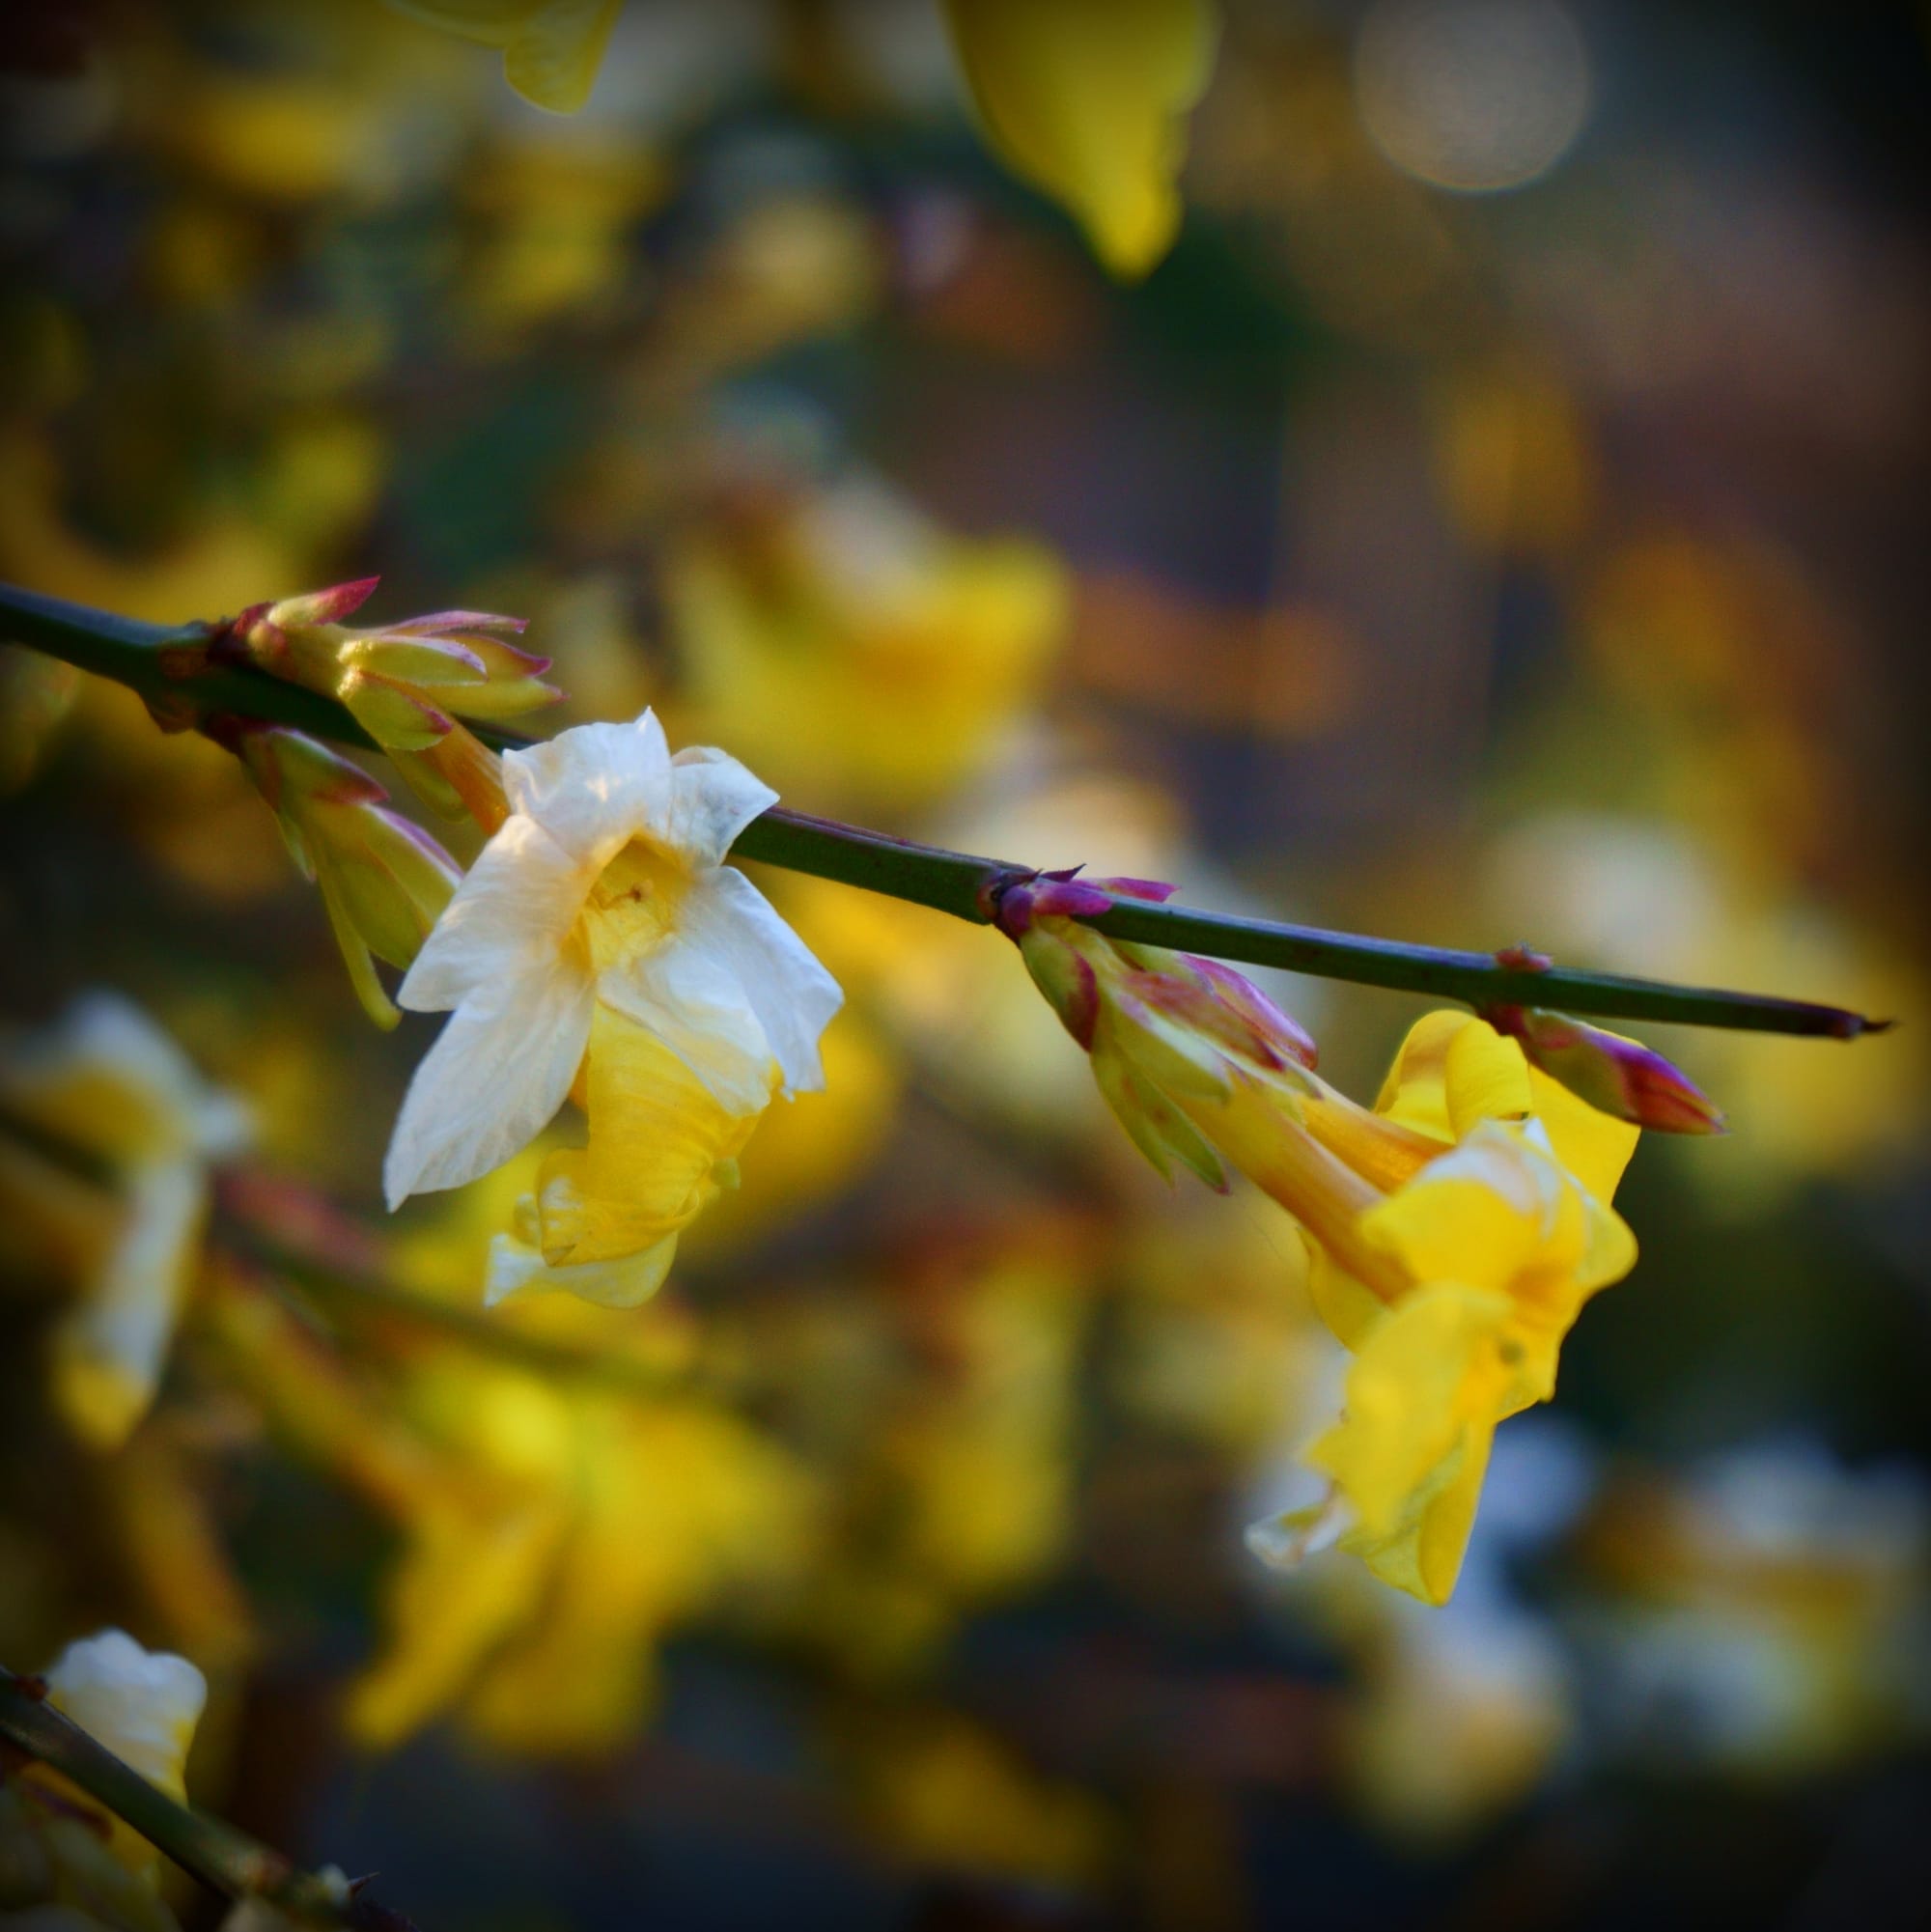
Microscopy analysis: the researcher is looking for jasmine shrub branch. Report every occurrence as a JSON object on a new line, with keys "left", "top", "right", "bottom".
{"left": 1, "top": 580, "right": 1886, "bottom": 1040}
{"left": 0, "top": 1667, "right": 414, "bottom": 1927}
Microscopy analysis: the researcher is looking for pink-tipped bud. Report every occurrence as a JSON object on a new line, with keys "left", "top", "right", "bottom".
{"left": 235, "top": 727, "right": 462, "bottom": 1028}
{"left": 998, "top": 867, "right": 1321, "bottom": 1182}
{"left": 210, "top": 582, "right": 556, "bottom": 805}
{"left": 266, "top": 576, "right": 380, "bottom": 630}
{"left": 1488, "top": 1006, "right": 1725, "bottom": 1134}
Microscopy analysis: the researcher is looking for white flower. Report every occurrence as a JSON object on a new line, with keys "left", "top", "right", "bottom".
{"left": 0, "top": 995, "right": 250, "bottom": 1446}
{"left": 383, "top": 711, "right": 842, "bottom": 1209}
{"left": 43, "top": 1629, "right": 208, "bottom": 1803}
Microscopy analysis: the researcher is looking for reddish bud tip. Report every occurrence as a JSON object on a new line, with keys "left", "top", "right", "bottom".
{"left": 1496, "top": 943, "right": 1553, "bottom": 973}
{"left": 1189, "top": 956, "right": 1319, "bottom": 1069}
{"left": 309, "top": 576, "right": 381, "bottom": 622}
{"left": 1496, "top": 1006, "right": 1724, "bottom": 1134}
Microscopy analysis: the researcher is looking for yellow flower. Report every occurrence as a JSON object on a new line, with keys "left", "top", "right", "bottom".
{"left": 383, "top": 711, "right": 842, "bottom": 1304}
{"left": 0, "top": 996, "right": 249, "bottom": 1447}
{"left": 1005, "top": 882, "right": 1640, "bottom": 1603}
{"left": 384, "top": 0, "right": 622, "bottom": 114}
{"left": 942, "top": 0, "right": 1219, "bottom": 276}
{"left": 851, "top": 1712, "right": 1112, "bottom": 1891}
{"left": 1232, "top": 1013, "right": 1638, "bottom": 1604}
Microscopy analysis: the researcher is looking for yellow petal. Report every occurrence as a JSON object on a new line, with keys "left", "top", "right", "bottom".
{"left": 1525, "top": 1059, "right": 1641, "bottom": 1204}
{"left": 943, "top": 0, "right": 1217, "bottom": 277}
{"left": 1359, "top": 1130, "right": 1549, "bottom": 1293}
{"left": 1370, "top": 1008, "right": 1469, "bottom": 1141}
{"left": 51, "top": 1163, "right": 206, "bottom": 1449}
{"left": 1305, "top": 1281, "right": 1516, "bottom": 1603}
{"left": 535, "top": 1005, "right": 769, "bottom": 1266}
{"left": 387, "top": 0, "right": 621, "bottom": 114}
{"left": 1303, "top": 1237, "right": 1388, "bottom": 1355}
{"left": 1338, "top": 1431, "right": 1492, "bottom": 1608}
{"left": 347, "top": 1487, "right": 566, "bottom": 1750}
{"left": 1442, "top": 1014, "right": 1536, "bottom": 1137}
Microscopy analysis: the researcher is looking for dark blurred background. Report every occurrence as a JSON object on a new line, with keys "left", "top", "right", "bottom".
{"left": 2, "top": 3, "right": 1929, "bottom": 1927}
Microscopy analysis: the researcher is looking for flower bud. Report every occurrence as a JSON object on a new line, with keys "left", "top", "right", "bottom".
{"left": 1486, "top": 1005, "right": 1725, "bottom": 1134}
{"left": 236, "top": 727, "right": 462, "bottom": 1028}
{"left": 210, "top": 578, "right": 558, "bottom": 819}
{"left": 999, "top": 871, "right": 1318, "bottom": 1185}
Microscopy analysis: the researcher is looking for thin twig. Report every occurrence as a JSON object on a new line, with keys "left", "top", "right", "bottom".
{"left": 0, "top": 1669, "right": 416, "bottom": 1927}
{"left": 1, "top": 580, "right": 1888, "bottom": 1038}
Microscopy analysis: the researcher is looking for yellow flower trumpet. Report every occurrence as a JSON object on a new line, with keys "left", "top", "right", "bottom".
{"left": 1003, "top": 880, "right": 1646, "bottom": 1604}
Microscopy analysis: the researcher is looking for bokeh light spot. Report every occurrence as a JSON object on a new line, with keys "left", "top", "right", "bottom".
{"left": 1354, "top": 0, "right": 1591, "bottom": 193}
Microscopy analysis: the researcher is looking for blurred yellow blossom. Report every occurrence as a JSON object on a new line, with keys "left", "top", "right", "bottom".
{"left": 385, "top": 0, "right": 622, "bottom": 114}
{"left": 780, "top": 1233, "right": 1098, "bottom": 1678}
{"left": 943, "top": 0, "right": 1218, "bottom": 276}
{"left": 0, "top": 434, "right": 297, "bottom": 632}
{"left": 348, "top": 1360, "right": 815, "bottom": 1754}
{"left": 0, "top": 996, "right": 249, "bottom": 1447}
{"left": 383, "top": 712, "right": 842, "bottom": 1307}
{"left": 668, "top": 478, "right": 1068, "bottom": 816}
{"left": 851, "top": 1711, "right": 1113, "bottom": 1891}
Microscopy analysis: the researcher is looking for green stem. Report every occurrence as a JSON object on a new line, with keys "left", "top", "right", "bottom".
{"left": 2, "top": 581, "right": 1886, "bottom": 1039}
{"left": 0, "top": 1669, "right": 413, "bottom": 1926}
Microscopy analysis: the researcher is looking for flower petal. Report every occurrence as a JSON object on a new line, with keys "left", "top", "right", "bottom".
{"left": 1370, "top": 1009, "right": 1468, "bottom": 1143}
{"left": 673, "top": 867, "right": 843, "bottom": 1096}
{"left": 597, "top": 923, "right": 779, "bottom": 1114}
{"left": 942, "top": 0, "right": 1217, "bottom": 277}
{"left": 540, "top": 1007, "right": 767, "bottom": 1263}
{"left": 1304, "top": 1281, "right": 1516, "bottom": 1602}
{"left": 43, "top": 1630, "right": 206, "bottom": 1802}
{"left": 500, "top": 711, "right": 674, "bottom": 871}
{"left": 383, "top": 965, "right": 593, "bottom": 1207}
{"left": 506, "top": 0, "right": 622, "bottom": 114}
{"left": 1443, "top": 1017, "right": 1536, "bottom": 1137}
{"left": 1524, "top": 1061, "right": 1641, "bottom": 1204}
{"left": 398, "top": 814, "right": 589, "bottom": 1014}
{"left": 664, "top": 745, "right": 780, "bottom": 868}
{"left": 1360, "top": 1123, "right": 1553, "bottom": 1292}
{"left": 52, "top": 1162, "right": 204, "bottom": 1448}
{"left": 487, "top": 1220, "right": 679, "bottom": 1309}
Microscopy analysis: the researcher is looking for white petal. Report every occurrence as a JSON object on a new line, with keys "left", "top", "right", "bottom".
{"left": 677, "top": 867, "right": 844, "bottom": 1096}
{"left": 596, "top": 928, "right": 776, "bottom": 1114}
{"left": 383, "top": 965, "right": 594, "bottom": 1207}
{"left": 486, "top": 1221, "right": 678, "bottom": 1310}
{"left": 52, "top": 1161, "right": 203, "bottom": 1448}
{"left": 500, "top": 711, "right": 672, "bottom": 870}
{"left": 665, "top": 744, "right": 779, "bottom": 868}
{"left": 6, "top": 993, "right": 250, "bottom": 1162}
{"left": 398, "top": 814, "right": 589, "bottom": 1014}
{"left": 44, "top": 1629, "right": 206, "bottom": 1798}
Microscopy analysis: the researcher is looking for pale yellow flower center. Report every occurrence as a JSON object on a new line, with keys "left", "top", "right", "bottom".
{"left": 583, "top": 838, "right": 691, "bottom": 975}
